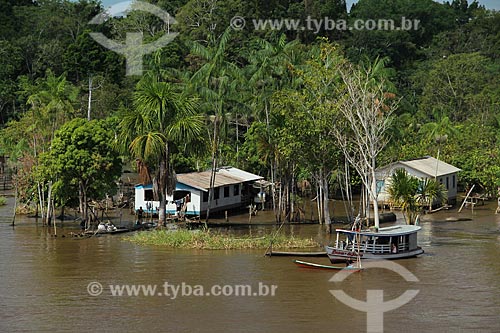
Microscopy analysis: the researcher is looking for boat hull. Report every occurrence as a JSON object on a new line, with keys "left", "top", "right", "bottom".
{"left": 265, "top": 251, "right": 327, "bottom": 257}
{"left": 325, "top": 246, "right": 424, "bottom": 263}
{"left": 293, "top": 260, "right": 362, "bottom": 271}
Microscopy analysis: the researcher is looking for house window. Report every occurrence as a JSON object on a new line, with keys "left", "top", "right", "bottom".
{"left": 214, "top": 188, "right": 220, "bottom": 200}
{"left": 376, "top": 180, "right": 384, "bottom": 194}
{"left": 144, "top": 189, "right": 154, "bottom": 201}
{"left": 446, "top": 177, "right": 449, "bottom": 190}
{"left": 203, "top": 191, "right": 208, "bottom": 202}
{"left": 224, "top": 186, "right": 230, "bottom": 198}
{"left": 439, "top": 178, "right": 443, "bottom": 184}
{"left": 234, "top": 184, "right": 240, "bottom": 196}
{"left": 452, "top": 175, "right": 456, "bottom": 188}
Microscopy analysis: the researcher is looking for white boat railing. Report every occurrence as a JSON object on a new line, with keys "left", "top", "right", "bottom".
{"left": 343, "top": 242, "right": 409, "bottom": 254}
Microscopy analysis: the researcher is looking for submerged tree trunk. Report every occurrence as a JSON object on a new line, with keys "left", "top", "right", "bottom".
{"left": 316, "top": 180, "right": 322, "bottom": 224}
{"left": 290, "top": 167, "right": 295, "bottom": 221}
{"left": 52, "top": 197, "right": 56, "bottom": 236}
{"left": 271, "top": 159, "right": 277, "bottom": 223}
{"left": 46, "top": 181, "right": 53, "bottom": 226}
{"left": 206, "top": 118, "right": 220, "bottom": 224}
{"left": 11, "top": 185, "right": 17, "bottom": 226}
{"left": 277, "top": 180, "right": 282, "bottom": 224}
{"left": 79, "top": 180, "right": 88, "bottom": 229}
{"left": 38, "top": 182, "right": 45, "bottom": 224}
{"left": 158, "top": 142, "right": 174, "bottom": 226}
{"left": 370, "top": 168, "right": 380, "bottom": 229}
{"left": 322, "top": 175, "right": 331, "bottom": 233}
{"left": 159, "top": 192, "right": 166, "bottom": 224}
{"left": 266, "top": 104, "right": 277, "bottom": 223}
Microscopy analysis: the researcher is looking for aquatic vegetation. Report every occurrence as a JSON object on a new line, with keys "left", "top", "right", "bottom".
{"left": 0, "top": 196, "right": 6, "bottom": 206}
{"left": 126, "top": 229, "right": 319, "bottom": 250}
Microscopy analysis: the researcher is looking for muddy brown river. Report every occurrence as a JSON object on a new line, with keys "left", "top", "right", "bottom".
{"left": 1, "top": 194, "right": 499, "bottom": 332}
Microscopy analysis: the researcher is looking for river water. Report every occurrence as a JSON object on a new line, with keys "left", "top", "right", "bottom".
{"left": 1, "top": 194, "right": 499, "bottom": 333}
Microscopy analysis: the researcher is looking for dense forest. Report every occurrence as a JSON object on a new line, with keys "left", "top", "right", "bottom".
{"left": 0, "top": 0, "right": 499, "bottom": 224}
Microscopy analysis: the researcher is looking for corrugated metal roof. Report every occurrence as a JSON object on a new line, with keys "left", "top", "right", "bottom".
{"left": 400, "top": 157, "right": 461, "bottom": 177}
{"left": 176, "top": 167, "right": 263, "bottom": 192}
{"left": 218, "top": 166, "right": 263, "bottom": 182}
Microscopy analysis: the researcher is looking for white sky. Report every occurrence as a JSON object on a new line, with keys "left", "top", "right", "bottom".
{"left": 98, "top": 0, "right": 499, "bottom": 14}
{"left": 346, "top": 0, "right": 500, "bottom": 12}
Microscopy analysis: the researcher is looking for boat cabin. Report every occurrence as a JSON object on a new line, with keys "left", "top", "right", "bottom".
{"left": 326, "top": 225, "right": 424, "bottom": 262}
{"left": 335, "top": 225, "right": 420, "bottom": 254}
{"left": 134, "top": 167, "right": 265, "bottom": 216}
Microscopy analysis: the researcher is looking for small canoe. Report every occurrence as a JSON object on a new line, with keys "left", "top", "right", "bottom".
{"left": 293, "top": 259, "right": 363, "bottom": 271}
{"left": 265, "top": 251, "right": 327, "bottom": 257}
{"left": 86, "top": 227, "right": 132, "bottom": 235}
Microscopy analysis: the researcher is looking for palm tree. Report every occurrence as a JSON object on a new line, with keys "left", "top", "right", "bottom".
{"left": 118, "top": 73, "right": 205, "bottom": 225}
{"left": 24, "top": 70, "right": 79, "bottom": 224}
{"left": 388, "top": 168, "right": 447, "bottom": 224}
{"left": 416, "top": 178, "right": 448, "bottom": 212}
{"left": 387, "top": 169, "right": 419, "bottom": 225}
{"left": 189, "top": 27, "right": 243, "bottom": 222}
{"left": 244, "top": 34, "right": 305, "bottom": 222}
{"left": 418, "top": 111, "right": 458, "bottom": 177}
{"left": 26, "top": 70, "right": 79, "bottom": 140}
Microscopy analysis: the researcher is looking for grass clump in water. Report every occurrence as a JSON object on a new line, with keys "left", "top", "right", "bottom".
{"left": 126, "top": 229, "right": 319, "bottom": 250}
{"left": 0, "top": 196, "right": 6, "bottom": 206}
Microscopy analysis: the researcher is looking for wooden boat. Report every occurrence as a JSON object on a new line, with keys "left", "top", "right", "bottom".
{"left": 84, "top": 226, "right": 132, "bottom": 235}
{"left": 100, "top": 227, "right": 131, "bottom": 234}
{"left": 265, "top": 250, "right": 327, "bottom": 257}
{"left": 293, "top": 260, "right": 363, "bottom": 271}
{"left": 325, "top": 225, "right": 424, "bottom": 263}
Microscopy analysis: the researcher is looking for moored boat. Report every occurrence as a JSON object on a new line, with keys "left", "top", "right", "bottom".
{"left": 325, "top": 225, "right": 424, "bottom": 263}
{"left": 265, "top": 250, "right": 327, "bottom": 257}
{"left": 293, "top": 259, "right": 363, "bottom": 271}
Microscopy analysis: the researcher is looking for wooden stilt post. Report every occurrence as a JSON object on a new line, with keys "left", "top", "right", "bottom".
{"left": 458, "top": 185, "right": 475, "bottom": 213}
{"left": 11, "top": 185, "right": 17, "bottom": 226}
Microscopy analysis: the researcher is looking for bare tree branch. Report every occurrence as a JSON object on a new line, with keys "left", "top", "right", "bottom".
{"left": 331, "top": 63, "right": 398, "bottom": 227}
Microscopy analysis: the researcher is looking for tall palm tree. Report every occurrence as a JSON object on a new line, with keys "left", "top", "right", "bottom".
{"left": 418, "top": 110, "right": 458, "bottom": 177}
{"left": 119, "top": 73, "right": 205, "bottom": 225}
{"left": 24, "top": 70, "right": 79, "bottom": 223}
{"left": 244, "top": 34, "right": 304, "bottom": 222}
{"left": 189, "top": 27, "right": 243, "bottom": 222}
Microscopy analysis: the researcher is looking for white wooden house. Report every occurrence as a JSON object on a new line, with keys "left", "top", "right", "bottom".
{"left": 375, "top": 156, "right": 461, "bottom": 206}
{"left": 134, "top": 167, "right": 264, "bottom": 216}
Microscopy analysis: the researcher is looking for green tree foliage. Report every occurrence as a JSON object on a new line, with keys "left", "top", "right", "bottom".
{"left": 0, "top": 40, "right": 22, "bottom": 124}
{"left": 415, "top": 52, "right": 499, "bottom": 123}
{"left": 38, "top": 118, "right": 122, "bottom": 220}
{"left": 271, "top": 41, "right": 344, "bottom": 224}
{"left": 1, "top": 0, "right": 500, "bottom": 214}
{"left": 346, "top": 0, "right": 458, "bottom": 67}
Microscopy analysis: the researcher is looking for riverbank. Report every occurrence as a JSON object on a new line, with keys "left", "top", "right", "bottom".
{"left": 126, "top": 229, "right": 320, "bottom": 250}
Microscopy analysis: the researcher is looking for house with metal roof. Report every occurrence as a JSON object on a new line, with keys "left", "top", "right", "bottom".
{"left": 134, "top": 167, "right": 264, "bottom": 216}
{"left": 375, "top": 156, "right": 461, "bottom": 206}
